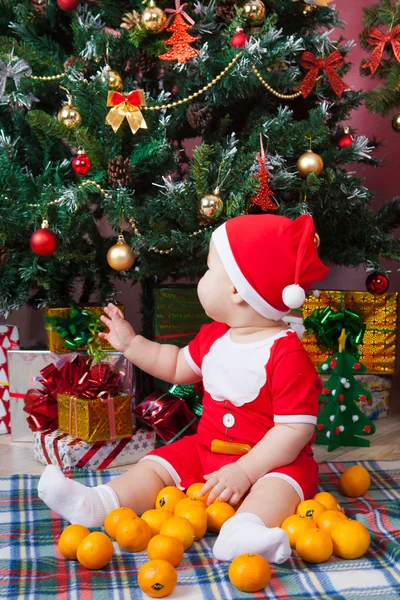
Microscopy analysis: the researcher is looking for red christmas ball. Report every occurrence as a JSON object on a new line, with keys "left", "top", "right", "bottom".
{"left": 30, "top": 227, "right": 58, "bottom": 256}
{"left": 231, "top": 29, "right": 249, "bottom": 48}
{"left": 72, "top": 152, "right": 92, "bottom": 176}
{"left": 365, "top": 271, "right": 389, "bottom": 295}
{"left": 337, "top": 133, "right": 353, "bottom": 149}
{"left": 57, "top": 0, "right": 79, "bottom": 11}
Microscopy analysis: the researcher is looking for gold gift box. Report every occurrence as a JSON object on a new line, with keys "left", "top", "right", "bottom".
{"left": 44, "top": 305, "right": 124, "bottom": 353}
{"left": 58, "top": 393, "right": 133, "bottom": 443}
{"left": 302, "top": 291, "right": 398, "bottom": 374}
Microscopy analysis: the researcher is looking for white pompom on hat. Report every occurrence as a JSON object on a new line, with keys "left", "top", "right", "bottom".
{"left": 212, "top": 214, "right": 329, "bottom": 321}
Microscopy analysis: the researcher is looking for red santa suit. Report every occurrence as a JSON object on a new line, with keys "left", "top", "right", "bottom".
{"left": 142, "top": 214, "right": 329, "bottom": 502}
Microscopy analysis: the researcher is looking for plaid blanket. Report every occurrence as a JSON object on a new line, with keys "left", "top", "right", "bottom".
{"left": 1, "top": 460, "right": 400, "bottom": 599}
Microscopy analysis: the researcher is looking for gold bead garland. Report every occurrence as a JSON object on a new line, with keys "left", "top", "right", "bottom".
{"left": 30, "top": 73, "right": 66, "bottom": 81}
{"left": 252, "top": 65, "right": 303, "bottom": 99}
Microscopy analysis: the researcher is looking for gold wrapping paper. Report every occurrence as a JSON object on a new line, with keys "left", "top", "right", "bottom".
{"left": 44, "top": 305, "right": 124, "bottom": 353}
{"left": 57, "top": 393, "right": 133, "bottom": 443}
{"left": 302, "top": 291, "right": 398, "bottom": 374}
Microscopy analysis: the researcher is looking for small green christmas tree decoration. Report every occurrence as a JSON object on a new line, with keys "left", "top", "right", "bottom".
{"left": 315, "top": 329, "right": 376, "bottom": 452}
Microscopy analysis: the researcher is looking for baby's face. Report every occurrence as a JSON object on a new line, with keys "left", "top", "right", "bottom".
{"left": 197, "top": 240, "right": 234, "bottom": 322}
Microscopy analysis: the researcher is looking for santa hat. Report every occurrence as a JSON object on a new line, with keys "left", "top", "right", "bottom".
{"left": 212, "top": 214, "right": 329, "bottom": 321}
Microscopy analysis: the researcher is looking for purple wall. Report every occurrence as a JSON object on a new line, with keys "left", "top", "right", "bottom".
{"left": 2, "top": 0, "right": 399, "bottom": 346}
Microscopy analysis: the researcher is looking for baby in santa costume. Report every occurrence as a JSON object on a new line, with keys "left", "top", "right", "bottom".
{"left": 38, "top": 213, "right": 329, "bottom": 564}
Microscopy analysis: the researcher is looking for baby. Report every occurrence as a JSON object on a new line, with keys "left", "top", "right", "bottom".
{"left": 38, "top": 213, "right": 329, "bottom": 564}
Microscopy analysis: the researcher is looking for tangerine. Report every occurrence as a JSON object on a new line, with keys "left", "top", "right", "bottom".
{"left": 138, "top": 559, "right": 177, "bottom": 598}
{"left": 160, "top": 516, "right": 195, "bottom": 550}
{"left": 141, "top": 509, "right": 173, "bottom": 537}
{"left": 339, "top": 465, "right": 371, "bottom": 498}
{"left": 76, "top": 531, "right": 113, "bottom": 570}
{"left": 330, "top": 520, "right": 370, "bottom": 559}
{"left": 316, "top": 510, "right": 348, "bottom": 536}
{"left": 228, "top": 553, "right": 271, "bottom": 593}
{"left": 175, "top": 497, "right": 207, "bottom": 511}
{"left": 58, "top": 524, "right": 90, "bottom": 560}
{"left": 147, "top": 534, "right": 184, "bottom": 567}
{"left": 155, "top": 486, "right": 186, "bottom": 512}
{"left": 104, "top": 507, "right": 136, "bottom": 539}
{"left": 206, "top": 501, "right": 235, "bottom": 533}
{"left": 116, "top": 516, "right": 152, "bottom": 552}
{"left": 296, "top": 499, "right": 326, "bottom": 521}
{"left": 313, "top": 491, "right": 343, "bottom": 512}
{"left": 280, "top": 514, "right": 317, "bottom": 549}
{"left": 174, "top": 501, "right": 207, "bottom": 541}
{"left": 186, "top": 482, "right": 211, "bottom": 504}
{"left": 295, "top": 528, "right": 333, "bottom": 564}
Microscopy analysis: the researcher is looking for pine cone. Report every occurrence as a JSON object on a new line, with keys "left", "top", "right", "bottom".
{"left": 31, "top": 0, "right": 47, "bottom": 13}
{"left": 186, "top": 103, "right": 213, "bottom": 131}
{"left": 216, "top": 1, "right": 236, "bottom": 22}
{"left": 64, "top": 56, "right": 80, "bottom": 70}
{"left": 0, "top": 246, "right": 9, "bottom": 268}
{"left": 135, "top": 50, "right": 157, "bottom": 75}
{"left": 120, "top": 10, "right": 140, "bottom": 31}
{"left": 107, "top": 155, "right": 134, "bottom": 187}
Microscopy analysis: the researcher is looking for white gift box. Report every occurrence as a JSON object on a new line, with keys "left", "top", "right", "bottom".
{"left": 0, "top": 325, "right": 19, "bottom": 435}
{"left": 8, "top": 350, "right": 135, "bottom": 441}
{"left": 33, "top": 428, "right": 155, "bottom": 469}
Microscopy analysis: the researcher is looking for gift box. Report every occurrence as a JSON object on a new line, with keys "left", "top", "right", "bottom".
{"left": 44, "top": 305, "right": 125, "bottom": 353}
{"left": 302, "top": 291, "right": 398, "bottom": 374}
{"left": 154, "top": 286, "right": 210, "bottom": 348}
{"left": 8, "top": 350, "right": 134, "bottom": 441}
{"left": 133, "top": 389, "right": 199, "bottom": 443}
{"left": 33, "top": 428, "right": 156, "bottom": 469}
{"left": 0, "top": 325, "right": 19, "bottom": 434}
{"left": 320, "top": 373, "right": 392, "bottom": 420}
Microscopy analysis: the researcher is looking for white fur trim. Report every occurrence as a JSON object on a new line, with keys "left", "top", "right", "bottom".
{"left": 282, "top": 284, "right": 306, "bottom": 309}
{"left": 212, "top": 223, "right": 289, "bottom": 321}
{"left": 258, "top": 472, "right": 304, "bottom": 503}
{"left": 183, "top": 346, "right": 202, "bottom": 377}
{"left": 140, "top": 455, "right": 185, "bottom": 490}
{"left": 274, "top": 414, "right": 318, "bottom": 425}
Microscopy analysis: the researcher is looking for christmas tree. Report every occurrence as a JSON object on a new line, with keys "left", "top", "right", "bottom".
{"left": 316, "top": 330, "right": 376, "bottom": 453}
{"left": 1, "top": 0, "right": 400, "bottom": 321}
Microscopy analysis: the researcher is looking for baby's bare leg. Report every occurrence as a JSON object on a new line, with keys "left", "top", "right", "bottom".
{"left": 213, "top": 477, "right": 299, "bottom": 563}
{"left": 38, "top": 458, "right": 175, "bottom": 527}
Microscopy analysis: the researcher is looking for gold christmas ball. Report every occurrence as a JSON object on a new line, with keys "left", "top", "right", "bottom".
{"left": 199, "top": 194, "right": 224, "bottom": 222}
{"left": 297, "top": 150, "right": 324, "bottom": 177}
{"left": 243, "top": 0, "right": 266, "bottom": 25}
{"left": 107, "top": 235, "right": 136, "bottom": 271}
{"left": 141, "top": 0, "right": 167, "bottom": 33}
{"left": 391, "top": 112, "right": 400, "bottom": 133}
{"left": 57, "top": 104, "right": 81, "bottom": 128}
{"left": 101, "top": 67, "right": 123, "bottom": 90}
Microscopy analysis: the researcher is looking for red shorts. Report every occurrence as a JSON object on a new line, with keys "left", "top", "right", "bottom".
{"left": 141, "top": 434, "right": 318, "bottom": 502}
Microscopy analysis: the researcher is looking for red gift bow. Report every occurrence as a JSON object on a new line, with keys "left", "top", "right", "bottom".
{"left": 362, "top": 25, "right": 400, "bottom": 75}
{"left": 106, "top": 90, "right": 147, "bottom": 134}
{"left": 300, "top": 50, "right": 350, "bottom": 99}
{"left": 24, "top": 355, "right": 121, "bottom": 433}
{"left": 165, "top": 0, "right": 194, "bottom": 27}
{"left": 107, "top": 90, "right": 145, "bottom": 108}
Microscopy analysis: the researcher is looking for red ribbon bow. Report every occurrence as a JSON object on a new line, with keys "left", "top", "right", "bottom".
{"left": 362, "top": 25, "right": 400, "bottom": 74}
{"left": 165, "top": 0, "right": 194, "bottom": 27}
{"left": 300, "top": 50, "right": 350, "bottom": 99}
{"left": 107, "top": 90, "right": 145, "bottom": 108}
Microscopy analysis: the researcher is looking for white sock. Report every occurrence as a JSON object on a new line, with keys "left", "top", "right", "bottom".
{"left": 213, "top": 512, "right": 291, "bottom": 564}
{"left": 38, "top": 465, "right": 120, "bottom": 527}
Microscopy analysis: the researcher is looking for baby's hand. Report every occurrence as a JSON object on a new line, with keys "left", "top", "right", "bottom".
{"left": 99, "top": 303, "right": 136, "bottom": 352}
{"left": 200, "top": 463, "right": 252, "bottom": 506}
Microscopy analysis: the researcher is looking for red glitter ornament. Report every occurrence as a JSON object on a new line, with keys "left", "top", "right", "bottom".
{"left": 250, "top": 136, "right": 277, "bottom": 211}
{"left": 30, "top": 220, "right": 58, "bottom": 256}
{"left": 231, "top": 28, "right": 249, "bottom": 48}
{"left": 57, "top": 0, "right": 79, "bottom": 11}
{"left": 366, "top": 271, "right": 389, "bottom": 295}
{"left": 337, "top": 127, "right": 353, "bottom": 149}
{"left": 72, "top": 149, "right": 92, "bottom": 176}
{"left": 159, "top": 0, "right": 199, "bottom": 64}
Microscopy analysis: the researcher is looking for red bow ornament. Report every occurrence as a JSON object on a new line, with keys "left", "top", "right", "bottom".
{"left": 106, "top": 90, "right": 147, "bottom": 134}
{"left": 300, "top": 50, "right": 350, "bottom": 99}
{"left": 362, "top": 25, "right": 400, "bottom": 74}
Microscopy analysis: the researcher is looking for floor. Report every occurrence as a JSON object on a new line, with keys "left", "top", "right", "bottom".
{"left": 1, "top": 401, "right": 400, "bottom": 477}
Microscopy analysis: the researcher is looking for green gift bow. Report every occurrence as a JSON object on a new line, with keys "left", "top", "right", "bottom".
{"left": 44, "top": 306, "right": 107, "bottom": 363}
{"left": 304, "top": 306, "right": 366, "bottom": 357}
{"left": 169, "top": 384, "right": 203, "bottom": 417}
